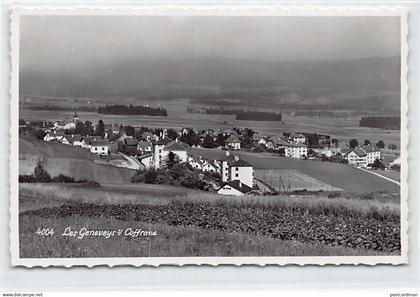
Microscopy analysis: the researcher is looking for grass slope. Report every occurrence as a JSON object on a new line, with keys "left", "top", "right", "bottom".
{"left": 19, "top": 136, "right": 134, "bottom": 184}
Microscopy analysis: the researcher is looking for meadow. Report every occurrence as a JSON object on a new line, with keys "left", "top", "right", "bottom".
{"left": 190, "top": 148, "right": 400, "bottom": 194}
{"left": 255, "top": 169, "right": 343, "bottom": 192}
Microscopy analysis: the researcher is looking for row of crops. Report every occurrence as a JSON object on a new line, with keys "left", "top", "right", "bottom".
{"left": 23, "top": 200, "right": 400, "bottom": 252}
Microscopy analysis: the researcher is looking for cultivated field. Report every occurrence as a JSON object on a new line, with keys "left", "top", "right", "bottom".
{"left": 19, "top": 182, "right": 400, "bottom": 257}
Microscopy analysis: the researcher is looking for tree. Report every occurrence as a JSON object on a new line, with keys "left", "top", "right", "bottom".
{"left": 33, "top": 162, "right": 51, "bottom": 182}
{"left": 241, "top": 135, "right": 253, "bottom": 149}
{"left": 34, "top": 129, "right": 47, "bottom": 140}
{"left": 166, "top": 129, "right": 178, "bottom": 140}
{"left": 364, "top": 139, "right": 371, "bottom": 146}
{"left": 216, "top": 133, "right": 226, "bottom": 147}
{"left": 124, "top": 125, "right": 135, "bottom": 137}
{"left": 242, "top": 128, "right": 255, "bottom": 138}
{"left": 376, "top": 140, "right": 385, "bottom": 149}
{"left": 96, "top": 120, "right": 105, "bottom": 137}
{"left": 144, "top": 170, "right": 159, "bottom": 184}
{"left": 164, "top": 151, "right": 179, "bottom": 169}
{"left": 202, "top": 134, "right": 216, "bottom": 148}
{"left": 84, "top": 121, "right": 95, "bottom": 136}
{"left": 180, "top": 129, "right": 200, "bottom": 146}
{"left": 349, "top": 139, "right": 358, "bottom": 149}
{"left": 75, "top": 121, "right": 87, "bottom": 136}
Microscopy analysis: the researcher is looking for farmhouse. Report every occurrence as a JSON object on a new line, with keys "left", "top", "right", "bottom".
{"left": 137, "top": 141, "right": 153, "bottom": 154}
{"left": 90, "top": 140, "right": 110, "bottom": 155}
{"left": 221, "top": 152, "right": 253, "bottom": 188}
{"left": 342, "top": 145, "right": 381, "bottom": 167}
{"left": 43, "top": 130, "right": 65, "bottom": 142}
{"left": 217, "top": 180, "right": 253, "bottom": 196}
{"left": 225, "top": 135, "right": 241, "bottom": 150}
{"left": 153, "top": 139, "right": 189, "bottom": 169}
{"left": 360, "top": 144, "right": 381, "bottom": 165}
{"left": 62, "top": 134, "right": 83, "bottom": 146}
{"left": 81, "top": 136, "right": 103, "bottom": 149}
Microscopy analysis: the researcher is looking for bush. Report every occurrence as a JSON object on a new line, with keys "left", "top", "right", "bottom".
{"left": 131, "top": 163, "right": 212, "bottom": 190}
{"left": 33, "top": 162, "right": 52, "bottom": 182}
{"left": 144, "top": 169, "right": 160, "bottom": 184}
{"left": 19, "top": 174, "right": 36, "bottom": 183}
{"left": 52, "top": 174, "right": 76, "bottom": 183}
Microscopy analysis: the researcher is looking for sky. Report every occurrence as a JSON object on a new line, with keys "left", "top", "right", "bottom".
{"left": 20, "top": 15, "right": 401, "bottom": 72}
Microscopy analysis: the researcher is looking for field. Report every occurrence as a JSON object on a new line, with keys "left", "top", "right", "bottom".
{"left": 20, "top": 108, "right": 401, "bottom": 150}
{"left": 255, "top": 169, "right": 343, "bottom": 192}
{"left": 190, "top": 148, "right": 400, "bottom": 194}
{"left": 19, "top": 183, "right": 400, "bottom": 257}
{"left": 20, "top": 136, "right": 135, "bottom": 184}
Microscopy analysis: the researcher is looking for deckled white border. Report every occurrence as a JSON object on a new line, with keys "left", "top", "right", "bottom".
{"left": 9, "top": 6, "right": 409, "bottom": 267}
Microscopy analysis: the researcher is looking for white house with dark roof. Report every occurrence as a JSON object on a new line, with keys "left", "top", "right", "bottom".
{"left": 221, "top": 151, "right": 253, "bottom": 188}
{"left": 342, "top": 145, "right": 381, "bottom": 167}
{"left": 217, "top": 180, "right": 253, "bottom": 196}
{"left": 360, "top": 144, "right": 381, "bottom": 165}
{"left": 153, "top": 139, "right": 189, "bottom": 169}
{"left": 90, "top": 140, "right": 110, "bottom": 155}
{"left": 62, "top": 134, "right": 83, "bottom": 146}
{"left": 43, "top": 130, "right": 65, "bottom": 142}
{"left": 81, "top": 136, "right": 103, "bottom": 150}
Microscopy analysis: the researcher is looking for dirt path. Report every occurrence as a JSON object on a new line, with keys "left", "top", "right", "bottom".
{"left": 358, "top": 168, "right": 400, "bottom": 186}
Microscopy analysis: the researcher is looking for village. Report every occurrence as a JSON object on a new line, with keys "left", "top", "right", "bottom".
{"left": 19, "top": 111, "right": 400, "bottom": 196}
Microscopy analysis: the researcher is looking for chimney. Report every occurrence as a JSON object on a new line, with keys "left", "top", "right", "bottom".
{"left": 234, "top": 155, "right": 239, "bottom": 161}
{"left": 225, "top": 151, "right": 230, "bottom": 156}
{"left": 239, "top": 181, "right": 242, "bottom": 188}
{"left": 175, "top": 138, "right": 179, "bottom": 142}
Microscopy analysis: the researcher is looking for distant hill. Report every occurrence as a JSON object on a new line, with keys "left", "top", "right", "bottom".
{"left": 20, "top": 56, "right": 401, "bottom": 112}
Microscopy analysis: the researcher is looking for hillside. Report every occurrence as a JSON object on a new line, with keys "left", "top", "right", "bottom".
{"left": 19, "top": 137, "right": 134, "bottom": 184}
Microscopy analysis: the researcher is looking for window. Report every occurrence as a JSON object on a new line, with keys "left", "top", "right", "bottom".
{"left": 235, "top": 167, "right": 238, "bottom": 171}
{"left": 235, "top": 173, "right": 239, "bottom": 177}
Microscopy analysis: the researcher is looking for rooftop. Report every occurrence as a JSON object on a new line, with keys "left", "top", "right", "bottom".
{"left": 220, "top": 180, "right": 253, "bottom": 194}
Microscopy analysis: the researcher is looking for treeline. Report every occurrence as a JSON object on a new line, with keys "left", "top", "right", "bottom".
{"left": 359, "top": 116, "right": 400, "bottom": 130}
{"left": 23, "top": 105, "right": 97, "bottom": 112}
{"left": 187, "top": 107, "right": 282, "bottom": 121}
{"left": 98, "top": 104, "right": 167, "bottom": 116}
{"left": 236, "top": 111, "right": 282, "bottom": 121}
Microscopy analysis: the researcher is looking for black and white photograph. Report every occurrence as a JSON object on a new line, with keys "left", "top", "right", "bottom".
{"left": 10, "top": 8, "right": 408, "bottom": 266}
